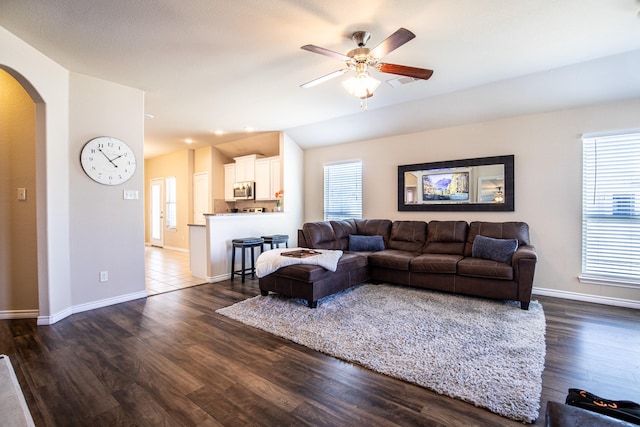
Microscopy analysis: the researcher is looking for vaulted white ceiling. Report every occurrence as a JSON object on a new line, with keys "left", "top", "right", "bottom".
{"left": 2, "top": 0, "right": 640, "bottom": 158}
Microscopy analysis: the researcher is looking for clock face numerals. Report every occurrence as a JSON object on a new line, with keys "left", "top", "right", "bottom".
{"left": 80, "top": 137, "right": 137, "bottom": 185}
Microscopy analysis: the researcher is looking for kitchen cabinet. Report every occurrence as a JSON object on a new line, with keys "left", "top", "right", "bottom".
{"left": 224, "top": 163, "right": 235, "bottom": 201}
{"left": 234, "top": 154, "right": 257, "bottom": 182}
{"left": 255, "top": 156, "right": 281, "bottom": 200}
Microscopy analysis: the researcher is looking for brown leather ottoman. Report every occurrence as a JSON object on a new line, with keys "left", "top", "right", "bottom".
{"left": 258, "top": 253, "right": 369, "bottom": 308}
{"left": 546, "top": 401, "right": 637, "bottom": 426}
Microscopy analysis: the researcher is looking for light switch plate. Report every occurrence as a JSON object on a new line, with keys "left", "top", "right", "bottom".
{"left": 123, "top": 190, "right": 138, "bottom": 200}
{"left": 17, "top": 188, "right": 26, "bottom": 200}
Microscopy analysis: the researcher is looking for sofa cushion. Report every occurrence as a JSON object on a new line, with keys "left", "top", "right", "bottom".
{"left": 457, "top": 257, "right": 514, "bottom": 280}
{"left": 330, "top": 219, "right": 358, "bottom": 250}
{"left": 387, "top": 221, "right": 428, "bottom": 252}
{"left": 423, "top": 220, "right": 468, "bottom": 255}
{"left": 464, "top": 221, "right": 530, "bottom": 256}
{"left": 472, "top": 235, "right": 519, "bottom": 264}
{"left": 348, "top": 234, "right": 385, "bottom": 252}
{"left": 355, "top": 219, "right": 393, "bottom": 246}
{"left": 368, "top": 249, "right": 418, "bottom": 271}
{"left": 302, "top": 221, "right": 341, "bottom": 250}
{"left": 410, "top": 253, "right": 463, "bottom": 274}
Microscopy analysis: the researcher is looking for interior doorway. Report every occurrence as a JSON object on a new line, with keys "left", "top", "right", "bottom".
{"left": 0, "top": 68, "right": 39, "bottom": 317}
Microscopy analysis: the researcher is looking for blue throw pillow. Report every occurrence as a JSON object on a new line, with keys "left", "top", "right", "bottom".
{"left": 349, "top": 234, "right": 385, "bottom": 251}
{"left": 472, "top": 235, "right": 518, "bottom": 264}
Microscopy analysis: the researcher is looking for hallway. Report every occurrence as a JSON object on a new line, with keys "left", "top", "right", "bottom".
{"left": 145, "top": 246, "right": 204, "bottom": 295}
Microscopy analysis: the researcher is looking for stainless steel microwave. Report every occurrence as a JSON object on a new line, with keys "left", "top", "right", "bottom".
{"left": 233, "top": 181, "right": 255, "bottom": 200}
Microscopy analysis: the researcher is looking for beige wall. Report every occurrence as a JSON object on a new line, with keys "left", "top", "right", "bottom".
{"left": 0, "top": 69, "right": 38, "bottom": 313}
{"left": 68, "top": 72, "right": 146, "bottom": 307}
{"left": 144, "top": 149, "right": 194, "bottom": 250}
{"left": 303, "top": 98, "right": 640, "bottom": 305}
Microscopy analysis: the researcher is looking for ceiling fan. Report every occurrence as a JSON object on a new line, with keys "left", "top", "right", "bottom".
{"left": 300, "top": 28, "right": 433, "bottom": 101}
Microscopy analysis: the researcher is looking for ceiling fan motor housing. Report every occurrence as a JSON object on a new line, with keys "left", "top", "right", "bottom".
{"left": 351, "top": 31, "right": 371, "bottom": 47}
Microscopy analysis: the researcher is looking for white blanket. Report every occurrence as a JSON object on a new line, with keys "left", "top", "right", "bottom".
{"left": 256, "top": 247, "right": 343, "bottom": 278}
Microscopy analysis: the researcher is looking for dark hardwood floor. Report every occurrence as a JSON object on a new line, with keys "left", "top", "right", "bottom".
{"left": 1, "top": 279, "right": 639, "bottom": 426}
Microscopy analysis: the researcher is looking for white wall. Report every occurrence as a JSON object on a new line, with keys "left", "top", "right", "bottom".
{"left": 282, "top": 133, "right": 304, "bottom": 246}
{"left": 0, "top": 25, "right": 72, "bottom": 321}
{"left": 303, "top": 98, "right": 640, "bottom": 305}
{"left": 1, "top": 25, "right": 146, "bottom": 323}
{"left": 69, "top": 72, "right": 146, "bottom": 308}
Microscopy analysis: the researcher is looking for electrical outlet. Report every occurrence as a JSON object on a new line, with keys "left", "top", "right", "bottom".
{"left": 99, "top": 271, "right": 108, "bottom": 282}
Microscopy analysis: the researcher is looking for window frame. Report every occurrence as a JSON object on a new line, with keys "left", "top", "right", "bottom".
{"left": 165, "top": 176, "right": 177, "bottom": 230}
{"left": 580, "top": 131, "right": 640, "bottom": 288}
{"left": 323, "top": 160, "right": 363, "bottom": 221}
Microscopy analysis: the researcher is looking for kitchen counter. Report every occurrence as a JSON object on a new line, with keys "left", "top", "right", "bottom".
{"left": 188, "top": 212, "right": 294, "bottom": 282}
{"left": 206, "top": 211, "right": 283, "bottom": 216}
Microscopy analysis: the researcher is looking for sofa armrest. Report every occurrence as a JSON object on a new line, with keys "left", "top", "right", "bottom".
{"left": 297, "top": 229, "right": 308, "bottom": 248}
{"left": 512, "top": 245, "right": 537, "bottom": 264}
{"left": 512, "top": 245, "right": 537, "bottom": 307}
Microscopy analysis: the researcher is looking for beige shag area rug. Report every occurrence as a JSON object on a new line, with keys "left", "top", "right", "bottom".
{"left": 217, "top": 284, "right": 546, "bottom": 423}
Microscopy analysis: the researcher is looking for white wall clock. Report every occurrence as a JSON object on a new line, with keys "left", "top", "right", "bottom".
{"left": 80, "top": 136, "right": 137, "bottom": 185}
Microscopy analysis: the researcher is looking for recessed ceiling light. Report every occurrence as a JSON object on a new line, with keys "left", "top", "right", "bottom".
{"left": 185, "top": 138, "right": 193, "bottom": 144}
{"left": 144, "top": 113, "right": 155, "bottom": 119}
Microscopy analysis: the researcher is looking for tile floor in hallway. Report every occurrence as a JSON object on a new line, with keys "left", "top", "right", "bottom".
{"left": 145, "top": 245, "right": 205, "bottom": 295}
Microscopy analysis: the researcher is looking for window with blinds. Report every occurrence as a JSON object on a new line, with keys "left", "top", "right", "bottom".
{"left": 581, "top": 132, "right": 640, "bottom": 286}
{"left": 324, "top": 161, "right": 362, "bottom": 221}
{"left": 165, "top": 176, "right": 177, "bottom": 230}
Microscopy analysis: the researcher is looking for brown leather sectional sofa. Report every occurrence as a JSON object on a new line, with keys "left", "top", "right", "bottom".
{"left": 258, "top": 219, "right": 537, "bottom": 310}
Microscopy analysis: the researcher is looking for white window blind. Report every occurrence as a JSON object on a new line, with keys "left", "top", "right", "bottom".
{"left": 166, "top": 176, "right": 177, "bottom": 229}
{"left": 324, "top": 161, "right": 362, "bottom": 221}
{"left": 581, "top": 132, "right": 640, "bottom": 286}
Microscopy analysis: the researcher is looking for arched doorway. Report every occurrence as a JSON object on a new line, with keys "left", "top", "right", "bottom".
{"left": 0, "top": 68, "right": 39, "bottom": 318}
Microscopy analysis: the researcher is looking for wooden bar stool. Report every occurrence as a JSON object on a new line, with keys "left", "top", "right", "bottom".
{"left": 231, "top": 237, "right": 264, "bottom": 283}
{"left": 261, "top": 234, "right": 289, "bottom": 251}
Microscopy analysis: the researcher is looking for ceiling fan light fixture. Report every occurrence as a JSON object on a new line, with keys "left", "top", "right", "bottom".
{"left": 342, "top": 72, "right": 381, "bottom": 99}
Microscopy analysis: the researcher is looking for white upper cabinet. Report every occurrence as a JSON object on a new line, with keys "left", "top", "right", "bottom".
{"left": 234, "top": 154, "right": 257, "bottom": 182}
{"left": 255, "top": 156, "right": 281, "bottom": 200}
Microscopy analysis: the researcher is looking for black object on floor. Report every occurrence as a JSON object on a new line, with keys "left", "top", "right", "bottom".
{"left": 565, "top": 388, "right": 640, "bottom": 425}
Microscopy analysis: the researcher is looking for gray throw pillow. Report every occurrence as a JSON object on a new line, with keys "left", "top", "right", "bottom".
{"left": 349, "top": 234, "right": 385, "bottom": 251}
{"left": 472, "top": 235, "right": 518, "bottom": 264}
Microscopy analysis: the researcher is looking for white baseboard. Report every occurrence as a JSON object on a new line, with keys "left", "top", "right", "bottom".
{"left": 163, "top": 245, "right": 189, "bottom": 253}
{"left": 37, "top": 307, "right": 72, "bottom": 325}
{"left": 36, "top": 290, "right": 148, "bottom": 325}
{"left": 533, "top": 287, "right": 640, "bottom": 310}
{"left": 144, "top": 242, "right": 189, "bottom": 253}
{"left": 205, "top": 273, "right": 231, "bottom": 283}
{"left": 0, "top": 309, "right": 39, "bottom": 320}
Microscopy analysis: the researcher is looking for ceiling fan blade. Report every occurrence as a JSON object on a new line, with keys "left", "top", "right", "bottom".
{"left": 301, "top": 44, "right": 351, "bottom": 61}
{"left": 369, "top": 28, "right": 416, "bottom": 59}
{"left": 377, "top": 63, "right": 433, "bottom": 80}
{"left": 300, "top": 69, "right": 350, "bottom": 88}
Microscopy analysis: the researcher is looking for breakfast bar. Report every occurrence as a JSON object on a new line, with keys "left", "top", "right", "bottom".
{"left": 189, "top": 212, "right": 294, "bottom": 282}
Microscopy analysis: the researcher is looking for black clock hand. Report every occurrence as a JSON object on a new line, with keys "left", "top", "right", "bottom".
{"left": 98, "top": 148, "right": 118, "bottom": 167}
